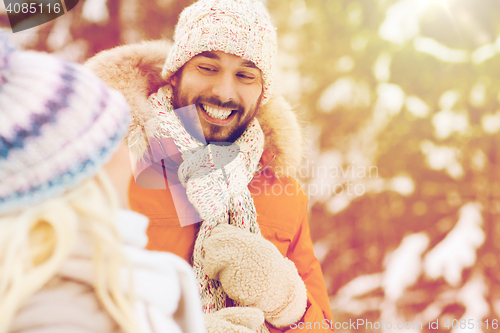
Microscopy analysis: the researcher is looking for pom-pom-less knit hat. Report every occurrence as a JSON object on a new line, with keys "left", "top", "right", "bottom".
{"left": 162, "top": 0, "right": 277, "bottom": 105}
{"left": 0, "top": 34, "right": 131, "bottom": 215}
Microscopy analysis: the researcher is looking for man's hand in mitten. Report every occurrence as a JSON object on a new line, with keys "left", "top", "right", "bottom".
{"left": 205, "top": 307, "right": 264, "bottom": 333}
{"left": 203, "top": 224, "right": 307, "bottom": 328}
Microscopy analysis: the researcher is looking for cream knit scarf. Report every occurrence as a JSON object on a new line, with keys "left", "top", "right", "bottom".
{"left": 149, "top": 86, "right": 264, "bottom": 313}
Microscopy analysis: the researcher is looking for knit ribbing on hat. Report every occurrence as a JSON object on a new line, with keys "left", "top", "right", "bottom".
{"left": 162, "top": 0, "right": 277, "bottom": 104}
{"left": 0, "top": 48, "right": 130, "bottom": 215}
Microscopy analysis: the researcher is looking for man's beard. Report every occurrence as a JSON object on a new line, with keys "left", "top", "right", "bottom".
{"left": 171, "top": 84, "right": 260, "bottom": 144}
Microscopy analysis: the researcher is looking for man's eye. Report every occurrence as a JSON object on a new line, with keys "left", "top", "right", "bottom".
{"left": 237, "top": 74, "right": 255, "bottom": 80}
{"left": 199, "top": 66, "right": 216, "bottom": 72}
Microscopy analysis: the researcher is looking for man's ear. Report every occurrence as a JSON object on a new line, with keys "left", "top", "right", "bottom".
{"left": 170, "top": 72, "right": 179, "bottom": 87}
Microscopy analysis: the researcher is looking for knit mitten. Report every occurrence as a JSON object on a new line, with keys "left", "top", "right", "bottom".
{"left": 203, "top": 224, "right": 307, "bottom": 328}
{"left": 205, "top": 307, "right": 264, "bottom": 333}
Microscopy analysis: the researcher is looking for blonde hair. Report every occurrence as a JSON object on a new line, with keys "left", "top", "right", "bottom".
{"left": 0, "top": 171, "right": 140, "bottom": 333}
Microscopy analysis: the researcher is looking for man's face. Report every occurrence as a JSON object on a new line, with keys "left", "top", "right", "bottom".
{"left": 171, "top": 51, "right": 263, "bottom": 143}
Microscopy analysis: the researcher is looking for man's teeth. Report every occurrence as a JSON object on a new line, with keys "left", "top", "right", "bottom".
{"left": 202, "top": 104, "right": 233, "bottom": 120}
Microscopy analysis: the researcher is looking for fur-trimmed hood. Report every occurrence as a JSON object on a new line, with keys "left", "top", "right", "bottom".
{"left": 85, "top": 40, "right": 304, "bottom": 176}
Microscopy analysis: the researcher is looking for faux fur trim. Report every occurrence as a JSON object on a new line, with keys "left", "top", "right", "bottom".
{"left": 85, "top": 40, "right": 304, "bottom": 177}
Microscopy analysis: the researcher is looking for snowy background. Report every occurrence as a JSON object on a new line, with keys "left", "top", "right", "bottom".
{"left": 2, "top": 0, "right": 500, "bottom": 331}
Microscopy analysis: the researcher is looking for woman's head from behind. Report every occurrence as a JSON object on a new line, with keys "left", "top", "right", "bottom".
{"left": 0, "top": 34, "right": 137, "bottom": 332}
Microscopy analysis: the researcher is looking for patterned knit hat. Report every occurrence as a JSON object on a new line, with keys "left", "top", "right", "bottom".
{"left": 0, "top": 34, "right": 131, "bottom": 215}
{"left": 162, "top": 0, "right": 277, "bottom": 105}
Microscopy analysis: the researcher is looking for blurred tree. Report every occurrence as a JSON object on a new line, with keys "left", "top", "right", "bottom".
{"left": 266, "top": 0, "right": 500, "bottom": 331}
{"left": 0, "top": 0, "right": 194, "bottom": 60}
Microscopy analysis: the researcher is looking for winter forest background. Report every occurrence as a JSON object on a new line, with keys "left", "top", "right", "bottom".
{"left": 2, "top": 0, "right": 500, "bottom": 331}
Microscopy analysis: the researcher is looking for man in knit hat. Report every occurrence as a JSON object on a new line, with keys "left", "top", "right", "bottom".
{"left": 86, "top": 0, "right": 334, "bottom": 331}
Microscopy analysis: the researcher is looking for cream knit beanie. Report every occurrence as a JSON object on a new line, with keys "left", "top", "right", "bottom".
{"left": 162, "top": 0, "right": 277, "bottom": 105}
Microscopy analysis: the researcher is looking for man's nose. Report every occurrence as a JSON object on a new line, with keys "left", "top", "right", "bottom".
{"left": 211, "top": 73, "right": 237, "bottom": 103}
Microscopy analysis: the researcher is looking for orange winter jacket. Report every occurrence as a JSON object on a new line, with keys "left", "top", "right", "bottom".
{"left": 86, "top": 40, "right": 334, "bottom": 332}
{"left": 129, "top": 151, "right": 334, "bottom": 332}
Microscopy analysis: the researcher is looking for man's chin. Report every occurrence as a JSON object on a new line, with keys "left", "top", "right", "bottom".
{"left": 207, "top": 114, "right": 257, "bottom": 144}
{"left": 203, "top": 129, "right": 238, "bottom": 145}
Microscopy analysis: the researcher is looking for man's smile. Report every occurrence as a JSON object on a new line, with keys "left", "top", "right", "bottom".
{"left": 198, "top": 103, "right": 238, "bottom": 125}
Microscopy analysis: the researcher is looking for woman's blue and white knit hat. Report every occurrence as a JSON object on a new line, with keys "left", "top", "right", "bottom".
{"left": 0, "top": 34, "right": 131, "bottom": 215}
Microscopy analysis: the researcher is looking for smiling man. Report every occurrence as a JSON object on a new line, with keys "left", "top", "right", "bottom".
{"left": 171, "top": 51, "right": 263, "bottom": 143}
{"left": 86, "top": 0, "right": 333, "bottom": 332}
